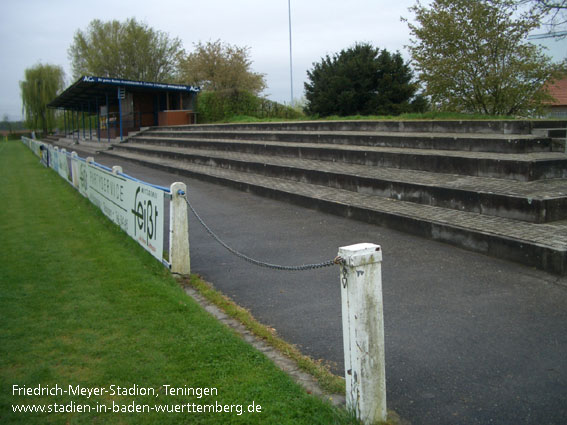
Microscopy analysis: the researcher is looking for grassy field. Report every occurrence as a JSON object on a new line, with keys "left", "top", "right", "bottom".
{"left": 0, "top": 140, "right": 361, "bottom": 425}
{"left": 222, "top": 111, "right": 518, "bottom": 123}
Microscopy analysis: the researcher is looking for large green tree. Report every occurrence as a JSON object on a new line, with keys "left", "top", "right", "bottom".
{"left": 304, "top": 43, "right": 426, "bottom": 117}
{"left": 19, "top": 64, "right": 65, "bottom": 135}
{"left": 405, "top": 0, "right": 564, "bottom": 115}
{"left": 178, "top": 40, "right": 266, "bottom": 94}
{"left": 516, "top": 0, "right": 567, "bottom": 37}
{"left": 68, "top": 18, "right": 184, "bottom": 82}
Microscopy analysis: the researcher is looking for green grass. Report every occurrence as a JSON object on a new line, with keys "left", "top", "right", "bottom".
{"left": 318, "top": 111, "right": 518, "bottom": 121}
{"left": 0, "top": 140, "right": 361, "bottom": 425}
{"left": 178, "top": 276, "right": 346, "bottom": 395}
{"left": 222, "top": 111, "right": 519, "bottom": 123}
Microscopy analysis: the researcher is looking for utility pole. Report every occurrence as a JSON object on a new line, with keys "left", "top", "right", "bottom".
{"left": 288, "top": 0, "right": 294, "bottom": 106}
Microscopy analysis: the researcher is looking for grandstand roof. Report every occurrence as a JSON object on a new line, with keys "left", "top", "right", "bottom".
{"left": 48, "top": 76, "right": 200, "bottom": 110}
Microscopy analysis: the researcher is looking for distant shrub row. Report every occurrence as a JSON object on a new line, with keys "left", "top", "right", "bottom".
{"left": 196, "top": 90, "right": 303, "bottom": 123}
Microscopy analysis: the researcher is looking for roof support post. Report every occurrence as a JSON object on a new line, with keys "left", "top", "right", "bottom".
{"left": 88, "top": 101, "right": 92, "bottom": 140}
{"left": 154, "top": 94, "right": 159, "bottom": 126}
{"left": 82, "top": 104, "right": 86, "bottom": 140}
{"left": 118, "top": 86, "right": 124, "bottom": 142}
{"left": 96, "top": 97, "right": 100, "bottom": 142}
{"left": 71, "top": 109, "right": 75, "bottom": 141}
{"left": 63, "top": 110, "right": 67, "bottom": 137}
{"left": 106, "top": 93, "right": 110, "bottom": 143}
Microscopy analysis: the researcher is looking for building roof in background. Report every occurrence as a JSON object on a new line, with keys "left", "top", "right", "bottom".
{"left": 48, "top": 76, "right": 200, "bottom": 110}
{"left": 547, "top": 78, "right": 567, "bottom": 106}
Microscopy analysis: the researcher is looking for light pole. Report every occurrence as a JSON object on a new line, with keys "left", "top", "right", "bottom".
{"left": 288, "top": 0, "right": 294, "bottom": 106}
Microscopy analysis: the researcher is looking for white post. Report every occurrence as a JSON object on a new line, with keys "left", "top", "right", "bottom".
{"left": 53, "top": 146, "right": 59, "bottom": 171}
{"left": 169, "top": 182, "right": 190, "bottom": 275}
{"left": 338, "top": 243, "right": 386, "bottom": 424}
{"left": 112, "top": 165, "right": 123, "bottom": 175}
{"left": 71, "top": 152, "right": 80, "bottom": 188}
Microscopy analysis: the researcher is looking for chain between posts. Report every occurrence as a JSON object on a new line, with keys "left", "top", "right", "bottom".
{"left": 180, "top": 190, "right": 344, "bottom": 271}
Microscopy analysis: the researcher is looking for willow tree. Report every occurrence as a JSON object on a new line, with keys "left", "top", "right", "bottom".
{"left": 68, "top": 18, "right": 185, "bottom": 82}
{"left": 405, "top": 0, "right": 564, "bottom": 115}
{"left": 19, "top": 64, "right": 65, "bottom": 135}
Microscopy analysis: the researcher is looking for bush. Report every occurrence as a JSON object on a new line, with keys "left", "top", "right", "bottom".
{"left": 196, "top": 90, "right": 303, "bottom": 123}
{"left": 304, "top": 42, "right": 425, "bottom": 117}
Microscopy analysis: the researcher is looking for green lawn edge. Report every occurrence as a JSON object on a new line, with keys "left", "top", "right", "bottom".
{"left": 219, "top": 111, "right": 525, "bottom": 123}
{"left": 177, "top": 275, "right": 346, "bottom": 395}
{"left": 0, "top": 140, "right": 365, "bottom": 425}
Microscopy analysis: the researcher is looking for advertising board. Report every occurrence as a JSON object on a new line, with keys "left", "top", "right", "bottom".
{"left": 85, "top": 163, "right": 165, "bottom": 261}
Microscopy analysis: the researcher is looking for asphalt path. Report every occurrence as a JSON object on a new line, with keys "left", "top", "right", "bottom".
{"left": 90, "top": 150, "right": 567, "bottom": 425}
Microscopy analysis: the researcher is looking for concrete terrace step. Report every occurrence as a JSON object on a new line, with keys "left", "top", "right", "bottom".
{"left": 101, "top": 148, "right": 567, "bottom": 275}
{"left": 159, "top": 119, "right": 536, "bottom": 134}
{"left": 52, "top": 137, "right": 114, "bottom": 155}
{"left": 144, "top": 129, "right": 552, "bottom": 154}
{"left": 112, "top": 142, "right": 567, "bottom": 223}
{"left": 128, "top": 135, "right": 567, "bottom": 181}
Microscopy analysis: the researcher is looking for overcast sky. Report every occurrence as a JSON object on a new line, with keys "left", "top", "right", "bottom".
{"left": 1, "top": 0, "right": 565, "bottom": 121}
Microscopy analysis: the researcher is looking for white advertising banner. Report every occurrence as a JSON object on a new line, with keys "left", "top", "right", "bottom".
{"left": 21, "top": 137, "right": 167, "bottom": 264}
{"left": 50, "top": 146, "right": 59, "bottom": 173}
{"left": 86, "top": 163, "right": 165, "bottom": 261}
{"left": 58, "top": 150, "right": 72, "bottom": 183}
{"left": 72, "top": 157, "right": 89, "bottom": 197}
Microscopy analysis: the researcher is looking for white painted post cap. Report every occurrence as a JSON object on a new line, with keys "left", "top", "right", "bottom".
{"left": 338, "top": 243, "right": 382, "bottom": 267}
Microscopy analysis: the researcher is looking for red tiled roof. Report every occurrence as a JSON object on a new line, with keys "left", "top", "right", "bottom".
{"left": 547, "top": 78, "right": 567, "bottom": 106}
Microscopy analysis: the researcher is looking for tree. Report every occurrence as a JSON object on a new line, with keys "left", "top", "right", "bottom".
{"left": 405, "top": 0, "right": 565, "bottom": 115}
{"left": 19, "top": 64, "right": 65, "bottom": 135}
{"left": 304, "top": 43, "right": 426, "bottom": 117}
{"left": 1, "top": 114, "right": 12, "bottom": 134}
{"left": 178, "top": 40, "right": 266, "bottom": 94}
{"left": 516, "top": 0, "right": 567, "bottom": 38}
{"left": 68, "top": 18, "right": 184, "bottom": 82}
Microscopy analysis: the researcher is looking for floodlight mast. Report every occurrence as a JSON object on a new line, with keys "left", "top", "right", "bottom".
{"left": 288, "top": 0, "right": 294, "bottom": 106}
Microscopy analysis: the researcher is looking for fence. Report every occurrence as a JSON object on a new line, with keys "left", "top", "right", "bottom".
{"left": 20, "top": 136, "right": 386, "bottom": 424}
{"left": 20, "top": 136, "right": 190, "bottom": 274}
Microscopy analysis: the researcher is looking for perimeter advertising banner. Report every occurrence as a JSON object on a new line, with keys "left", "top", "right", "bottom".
{"left": 85, "top": 162, "right": 165, "bottom": 262}
{"left": 57, "top": 149, "right": 72, "bottom": 184}
{"left": 21, "top": 137, "right": 166, "bottom": 263}
{"left": 49, "top": 145, "right": 58, "bottom": 173}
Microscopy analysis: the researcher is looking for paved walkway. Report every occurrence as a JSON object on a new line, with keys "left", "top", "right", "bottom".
{"left": 74, "top": 147, "right": 567, "bottom": 425}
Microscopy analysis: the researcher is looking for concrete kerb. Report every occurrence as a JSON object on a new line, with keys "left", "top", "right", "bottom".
{"left": 180, "top": 283, "right": 347, "bottom": 408}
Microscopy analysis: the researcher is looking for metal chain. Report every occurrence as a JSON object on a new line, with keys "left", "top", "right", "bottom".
{"left": 182, "top": 193, "right": 343, "bottom": 271}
